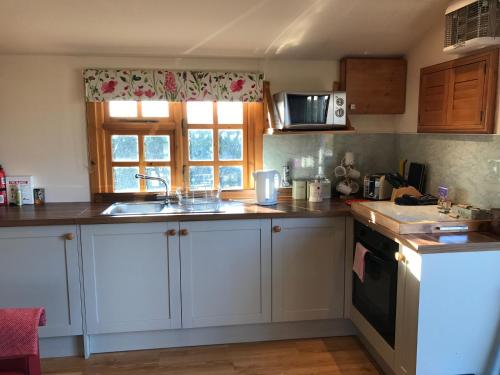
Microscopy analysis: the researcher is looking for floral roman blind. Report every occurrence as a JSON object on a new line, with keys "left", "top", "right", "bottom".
{"left": 83, "top": 69, "right": 264, "bottom": 102}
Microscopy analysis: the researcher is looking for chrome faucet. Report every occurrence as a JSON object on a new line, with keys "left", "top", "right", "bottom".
{"left": 135, "top": 174, "right": 170, "bottom": 205}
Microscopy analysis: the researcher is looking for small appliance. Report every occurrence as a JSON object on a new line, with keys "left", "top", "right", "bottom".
{"left": 253, "top": 170, "right": 280, "bottom": 206}
{"left": 363, "top": 174, "right": 393, "bottom": 200}
{"left": 273, "top": 91, "right": 347, "bottom": 130}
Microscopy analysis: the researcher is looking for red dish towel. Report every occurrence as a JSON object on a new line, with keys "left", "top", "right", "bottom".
{"left": 0, "top": 308, "right": 46, "bottom": 357}
{"left": 353, "top": 242, "right": 370, "bottom": 282}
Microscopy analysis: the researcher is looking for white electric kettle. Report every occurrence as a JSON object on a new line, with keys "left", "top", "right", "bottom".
{"left": 253, "top": 170, "right": 280, "bottom": 206}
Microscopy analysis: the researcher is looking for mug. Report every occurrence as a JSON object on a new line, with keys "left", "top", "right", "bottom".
{"left": 334, "top": 165, "right": 347, "bottom": 177}
{"left": 349, "top": 181, "right": 360, "bottom": 194}
{"left": 347, "top": 168, "right": 361, "bottom": 179}
{"left": 343, "top": 152, "right": 355, "bottom": 166}
{"left": 336, "top": 181, "right": 352, "bottom": 195}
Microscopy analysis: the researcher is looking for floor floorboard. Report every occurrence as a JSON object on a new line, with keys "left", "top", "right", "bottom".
{"left": 41, "top": 336, "right": 382, "bottom": 375}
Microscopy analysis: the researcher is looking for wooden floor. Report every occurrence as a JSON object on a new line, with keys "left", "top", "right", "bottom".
{"left": 41, "top": 336, "right": 381, "bottom": 375}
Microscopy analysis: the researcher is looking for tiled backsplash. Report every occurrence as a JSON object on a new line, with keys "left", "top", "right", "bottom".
{"left": 263, "top": 133, "right": 397, "bottom": 185}
{"left": 397, "top": 134, "right": 500, "bottom": 209}
{"left": 264, "top": 133, "right": 500, "bottom": 208}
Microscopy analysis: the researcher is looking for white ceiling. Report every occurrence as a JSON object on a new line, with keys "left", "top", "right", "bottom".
{"left": 0, "top": 0, "right": 449, "bottom": 59}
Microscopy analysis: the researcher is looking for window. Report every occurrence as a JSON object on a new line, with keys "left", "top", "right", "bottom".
{"left": 184, "top": 102, "right": 246, "bottom": 190}
{"left": 86, "top": 100, "right": 263, "bottom": 198}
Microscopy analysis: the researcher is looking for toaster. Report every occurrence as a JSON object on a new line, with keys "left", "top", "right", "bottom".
{"left": 363, "top": 174, "right": 393, "bottom": 200}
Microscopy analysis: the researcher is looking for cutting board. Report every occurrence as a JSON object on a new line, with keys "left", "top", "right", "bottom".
{"left": 351, "top": 201, "right": 491, "bottom": 234}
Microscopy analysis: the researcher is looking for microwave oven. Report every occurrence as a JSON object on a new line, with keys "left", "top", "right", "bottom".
{"left": 273, "top": 91, "right": 347, "bottom": 130}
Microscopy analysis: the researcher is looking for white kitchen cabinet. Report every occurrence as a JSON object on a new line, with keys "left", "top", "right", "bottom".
{"left": 394, "top": 249, "right": 420, "bottom": 375}
{"left": 271, "top": 217, "right": 346, "bottom": 322}
{"left": 81, "top": 222, "right": 181, "bottom": 334}
{"left": 0, "top": 226, "right": 82, "bottom": 338}
{"left": 179, "top": 219, "right": 271, "bottom": 328}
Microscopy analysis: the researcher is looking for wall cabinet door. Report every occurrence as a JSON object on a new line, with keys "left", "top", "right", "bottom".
{"left": 418, "top": 69, "right": 450, "bottom": 129}
{"left": 271, "top": 217, "right": 345, "bottom": 322}
{"left": 180, "top": 219, "right": 271, "bottom": 328}
{"left": 0, "top": 226, "right": 82, "bottom": 338}
{"left": 81, "top": 222, "right": 181, "bottom": 334}
{"left": 340, "top": 57, "right": 407, "bottom": 114}
{"left": 418, "top": 48, "right": 498, "bottom": 134}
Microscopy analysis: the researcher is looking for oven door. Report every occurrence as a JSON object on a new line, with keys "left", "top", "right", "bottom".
{"left": 352, "top": 221, "right": 398, "bottom": 348}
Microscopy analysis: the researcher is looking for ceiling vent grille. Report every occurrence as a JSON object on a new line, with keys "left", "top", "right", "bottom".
{"left": 444, "top": 0, "right": 500, "bottom": 53}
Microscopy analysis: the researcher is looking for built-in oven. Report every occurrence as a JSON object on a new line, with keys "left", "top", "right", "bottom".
{"left": 352, "top": 220, "right": 399, "bottom": 348}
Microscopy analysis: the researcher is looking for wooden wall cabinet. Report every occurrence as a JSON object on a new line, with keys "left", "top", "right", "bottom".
{"left": 340, "top": 57, "right": 407, "bottom": 114}
{"left": 418, "top": 48, "right": 498, "bottom": 134}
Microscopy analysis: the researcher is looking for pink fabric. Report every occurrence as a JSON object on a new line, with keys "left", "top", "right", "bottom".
{"left": 0, "top": 308, "right": 46, "bottom": 357}
{"left": 353, "top": 242, "right": 370, "bottom": 282}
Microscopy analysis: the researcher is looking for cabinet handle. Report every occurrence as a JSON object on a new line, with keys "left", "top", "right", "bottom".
{"left": 272, "top": 225, "right": 282, "bottom": 233}
{"left": 64, "top": 233, "right": 74, "bottom": 241}
{"left": 167, "top": 229, "right": 177, "bottom": 236}
{"left": 395, "top": 252, "right": 406, "bottom": 262}
{"left": 179, "top": 229, "right": 189, "bottom": 236}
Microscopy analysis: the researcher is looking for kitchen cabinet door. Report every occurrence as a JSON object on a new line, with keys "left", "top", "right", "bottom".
{"left": 394, "top": 249, "right": 420, "bottom": 375}
{"left": 81, "top": 222, "right": 181, "bottom": 334}
{"left": 418, "top": 69, "right": 450, "bottom": 129}
{"left": 418, "top": 48, "right": 498, "bottom": 134}
{"left": 340, "top": 57, "right": 407, "bottom": 114}
{"left": 271, "top": 217, "right": 345, "bottom": 322}
{"left": 0, "top": 226, "right": 82, "bottom": 338}
{"left": 179, "top": 219, "right": 271, "bottom": 328}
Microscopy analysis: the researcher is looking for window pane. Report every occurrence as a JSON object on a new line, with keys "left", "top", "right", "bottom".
{"left": 218, "top": 129, "right": 243, "bottom": 161}
{"left": 189, "top": 166, "right": 214, "bottom": 190}
{"left": 144, "top": 135, "right": 170, "bottom": 161}
{"left": 217, "top": 102, "right": 243, "bottom": 124}
{"left": 219, "top": 166, "right": 243, "bottom": 190}
{"left": 186, "top": 101, "right": 213, "bottom": 124}
{"left": 113, "top": 167, "right": 139, "bottom": 192}
{"left": 111, "top": 135, "right": 139, "bottom": 161}
{"left": 109, "top": 101, "right": 137, "bottom": 117}
{"left": 145, "top": 166, "right": 171, "bottom": 192}
{"left": 142, "top": 101, "right": 169, "bottom": 117}
{"left": 188, "top": 129, "right": 213, "bottom": 161}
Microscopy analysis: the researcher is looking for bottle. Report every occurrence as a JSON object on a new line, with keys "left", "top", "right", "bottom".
{"left": 15, "top": 186, "right": 23, "bottom": 207}
{"left": 0, "top": 165, "right": 7, "bottom": 206}
{"left": 281, "top": 164, "right": 291, "bottom": 187}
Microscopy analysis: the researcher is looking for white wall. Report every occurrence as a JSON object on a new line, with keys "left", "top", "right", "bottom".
{"left": 0, "top": 54, "right": 398, "bottom": 202}
{"left": 397, "top": 17, "right": 500, "bottom": 134}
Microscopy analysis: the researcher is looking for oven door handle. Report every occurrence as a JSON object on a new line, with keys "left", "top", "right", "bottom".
{"left": 365, "top": 251, "right": 393, "bottom": 265}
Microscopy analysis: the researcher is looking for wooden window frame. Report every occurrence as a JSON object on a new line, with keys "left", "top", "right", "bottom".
{"left": 105, "top": 130, "right": 176, "bottom": 192}
{"left": 182, "top": 102, "right": 249, "bottom": 190}
{"left": 86, "top": 101, "right": 264, "bottom": 202}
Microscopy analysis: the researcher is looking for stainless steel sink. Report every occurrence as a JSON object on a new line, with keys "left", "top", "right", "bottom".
{"left": 101, "top": 202, "right": 184, "bottom": 216}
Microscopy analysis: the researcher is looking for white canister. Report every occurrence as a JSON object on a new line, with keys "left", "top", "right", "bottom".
{"left": 308, "top": 181, "right": 323, "bottom": 202}
{"left": 292, "top": 180, "right": 307, "bottom": 200}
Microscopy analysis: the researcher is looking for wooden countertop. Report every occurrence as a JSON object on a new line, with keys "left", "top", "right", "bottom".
{"left": 0, "top": 200, "right": 351, "bottom": 227}
{"left": 352, "top": 211, "right": 500, "bottom": 254}
{"left": 1, "top": 200, "right": 499, "bottom": 253}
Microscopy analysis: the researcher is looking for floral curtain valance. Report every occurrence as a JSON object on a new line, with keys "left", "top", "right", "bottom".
{"left": 83, "top": 69, "right": 264, "bottom": 102}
